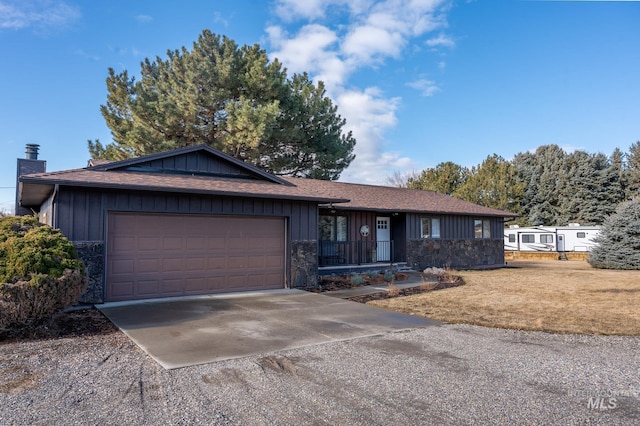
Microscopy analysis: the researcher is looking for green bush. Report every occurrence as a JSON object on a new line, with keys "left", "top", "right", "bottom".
{"left": 0, "top": 216, "right": 87, "bottom": 329}
{"left": 350, "top": 274, "right": 366, "bottom": 286}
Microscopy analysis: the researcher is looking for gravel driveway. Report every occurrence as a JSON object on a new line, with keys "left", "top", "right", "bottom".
{"left": 1, "top": 324, "right": 639, "bottom": 425}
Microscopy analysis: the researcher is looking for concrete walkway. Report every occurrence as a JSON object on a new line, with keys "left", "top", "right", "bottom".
{"left": 97, "top": 289, "right": 438, "bottom": 369}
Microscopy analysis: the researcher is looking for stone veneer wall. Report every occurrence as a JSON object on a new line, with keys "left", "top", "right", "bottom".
{"left": 407, "top": 239, "right": 505, "bottom": 270}
{"left": 74, "top": 241, "right": 104, "bottom": 304}
{"left": 290, "top": 240, "right": 318, "bottom": 288}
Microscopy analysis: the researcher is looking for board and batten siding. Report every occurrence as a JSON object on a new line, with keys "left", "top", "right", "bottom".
{"left": 406, "top": 213, "right": 504, "bottom": 240}
{"left": 54, "top": 187, "right": 318, "bottom": 242}
{"left": 125, "top": 151, "right": 257, "bottom": 179}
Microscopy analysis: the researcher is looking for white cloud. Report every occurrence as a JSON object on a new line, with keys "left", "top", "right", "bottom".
{"left": 426, "top": 33, "right": 455, "bottom": 48}
{"left": 212, "top": 11, "right": 228, "bottom": 28}
{"left": 266, "top": 0, "right": 452, "bottom": 183}
{"left": 0, "top": 0, "right": 80, "bottom": 31}
{"left": 74, "top": 49, "right": 100, "bottom": 62}
{"left": 273, "top": 0, "right": 339, "bottom": 21}
{"left": 335, "top": 87, "right": 417, "bottom": 184}
{"left": 134, "top": 14, "right": 153, "bottom": 24}
{"left": 273, "top": 0, "right": 371, "bottom": 22}
{"left": 407, "top": 78, "right": 439, "bottom": 97}
{"left": 268, "top": 24, "right": 349, "bottom": 89}
{"left": 342, "top": 25, "right": 405, "bottom": 64}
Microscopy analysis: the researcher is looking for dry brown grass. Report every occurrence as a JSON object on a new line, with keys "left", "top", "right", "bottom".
{"left": 369, "top": 260, "right": 640, "bottom": 335}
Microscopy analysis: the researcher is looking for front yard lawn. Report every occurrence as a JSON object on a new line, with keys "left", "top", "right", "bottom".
{"left": 369, "top": 260, "right": 640, "bottom": 335}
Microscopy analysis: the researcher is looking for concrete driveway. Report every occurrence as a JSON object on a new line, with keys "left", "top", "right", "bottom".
{"left": 97, "top": 289, "right": 438, "bottom": 369}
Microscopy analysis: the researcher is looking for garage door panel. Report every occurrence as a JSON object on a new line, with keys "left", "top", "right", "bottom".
{"left": 138, "top": 237, "right": 162, "bottom": 250}
{"left": 113, "top": 236, "right": 136, "bottom": 251}
{"left": 265, "top": 255, "right": 284, "bottom": 267}
{"left": 107, "top": 213, "right": 285, "bottom": 301}
{"left": 137, "top": 280, "right": 160, "bottom": 296}
{"left": 186, "top": 238, "right": 207, "bottom": 250}
{"left": 207, "top": 257, "right": 226, "bottom": 269}
{"left": 162, "top": 258, "right": 185, "bottom": 272}
{"left": 184, "top": 277, "right": 207, "bottom": 293}
{"left": 186, "top": 258, "right": 206, "bottom": 271}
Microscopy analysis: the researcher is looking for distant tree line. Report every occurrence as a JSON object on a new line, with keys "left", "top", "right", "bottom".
{"left": 395, "top": 142, "right": 640, "bottom": 226}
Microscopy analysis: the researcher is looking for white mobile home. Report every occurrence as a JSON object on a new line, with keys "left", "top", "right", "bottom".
{"left": 504, "top": 225, "right": 600, "bottom": 252}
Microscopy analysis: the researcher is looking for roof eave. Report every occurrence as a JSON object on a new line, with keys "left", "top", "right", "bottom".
{"left": 319, "top": 204, "right": 519, "bottom": 218}
{"left": 19, "top": 177, "right": 348, "bottom": 205}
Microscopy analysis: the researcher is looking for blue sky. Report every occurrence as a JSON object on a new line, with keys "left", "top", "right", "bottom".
{"left": 1, "top": 0, "right": 639, "bottom": 213}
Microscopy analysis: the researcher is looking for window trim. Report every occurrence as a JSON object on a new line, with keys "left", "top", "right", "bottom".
{"left": 420, "top": 217, "right": 441, "bottom": 239}
{"left": 474, "top": 219, "right": 491, "bottom": 239}
{"left": 319, "top": 214, "right": 348, "bottom": 241}
{"left": 540, "top": 234, "right": 554, "bottom": 244}
{"left": 522, "top": 234, "right": 535, "bottom": 243}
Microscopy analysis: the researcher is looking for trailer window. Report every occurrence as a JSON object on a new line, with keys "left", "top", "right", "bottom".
{"left": 577, "top": 232, "right": 586, "bottom": 238}
{"left": 540, "top": 234, "right": 553, "bottom": 243}
{"left": 508, "top": 234, "right": 516, "bottom": 243}
{"left": 522, "top": 234, "right": 535, "bottom": 243}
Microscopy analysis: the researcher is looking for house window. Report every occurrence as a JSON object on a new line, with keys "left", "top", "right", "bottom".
{"left": 474, "top": 219, "right": 491, "bottom": 239}
{"left": 577, "top": 232, "right": 586, "bottom": 238}
{"left": 319, "top": 215, "right": 347, "bottom": 241}
{"left": 508, "top": 234, "right": 516, "bottom": 243}
{"left": 540, "top": 234, "right": 554, "bottom": 244}
{"left": 522, "top": 234, "right": 535, "bottom": 243}
{"left": 420, "top": 217, "right": 440, "bottom": 239}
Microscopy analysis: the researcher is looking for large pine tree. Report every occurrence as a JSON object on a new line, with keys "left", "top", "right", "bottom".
{"left": 89, "top": 30, "right": 355, "bottom": 180}
{"left": 588, "top": 198, "right": 640, "bottom": 270}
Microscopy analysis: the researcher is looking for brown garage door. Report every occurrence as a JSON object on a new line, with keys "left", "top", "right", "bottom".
{"left": 106, "top": 213, "right": 285, "bottom": 301}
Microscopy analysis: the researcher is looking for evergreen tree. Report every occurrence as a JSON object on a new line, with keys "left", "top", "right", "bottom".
{"left": 588, "top": 198, "right": 640, "bottom": 270}
{"left": 406, "top": 161, "right": 469, "bottom": 195}
{"left": 513, "top": 145, "right": 566, "bottom": 225}
{"left": 454, "top": 154, "right": 525, "bottom": 215}
{"left": 627, "top": 141, "right": 640, "bottom": 198}
{"left": 89, "top": 30, "right": 355, "bottom": 179}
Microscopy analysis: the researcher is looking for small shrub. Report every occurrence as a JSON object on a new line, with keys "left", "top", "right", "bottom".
{"left": 350, "top": 274, "right": 366, "bottom": 286}
{"left": 383, "top": 270, "right": 395, "bottom": 282}
{"left": 438, "top": 268, "right": 463, "bottom": 285}
{"left": 386, "top": 282, "right": 400, "bottom": 297}
{"left": 419, "top": 274, "right": 437, "bottom": 291}
{"left": 0, "top": 216, "right": 87, "bottom": 330}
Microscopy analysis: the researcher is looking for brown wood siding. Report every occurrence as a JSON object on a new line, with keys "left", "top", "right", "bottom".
{"left": 106, "top": 213, "right": 285, "bottom": 301}
{"left": 55, "top": 188, "right": 317, "bottom": 242}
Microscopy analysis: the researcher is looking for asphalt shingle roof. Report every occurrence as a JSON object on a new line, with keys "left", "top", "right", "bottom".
{"left": 20, "top": 167, "right": 517, "bottom": 217}
{"left": 284, "top": 177, "right": 517, "bottom": 217}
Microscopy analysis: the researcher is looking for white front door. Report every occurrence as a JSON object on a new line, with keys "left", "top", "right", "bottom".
{"left": 557, "top": 234, "right": 565, "bottom": 252}
{"left": 376, "top": 216, "right": 391, "bottom": 262}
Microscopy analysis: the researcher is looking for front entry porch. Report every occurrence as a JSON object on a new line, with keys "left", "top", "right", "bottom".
{"left": 318, "top": 240, "right": 394, "bottom": 267}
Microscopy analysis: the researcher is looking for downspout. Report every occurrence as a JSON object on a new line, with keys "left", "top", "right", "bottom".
{"left": 51, "top": 184, "right": 59, "bottom": 228}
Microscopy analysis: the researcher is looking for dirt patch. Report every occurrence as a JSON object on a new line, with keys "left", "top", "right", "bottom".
{"left": 0, "top": 308, "right": 117, "bottom": 343}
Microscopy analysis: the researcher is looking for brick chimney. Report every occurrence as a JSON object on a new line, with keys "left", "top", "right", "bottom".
{"left": 15, "top": 143, "right": 46, "bottom": 216}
